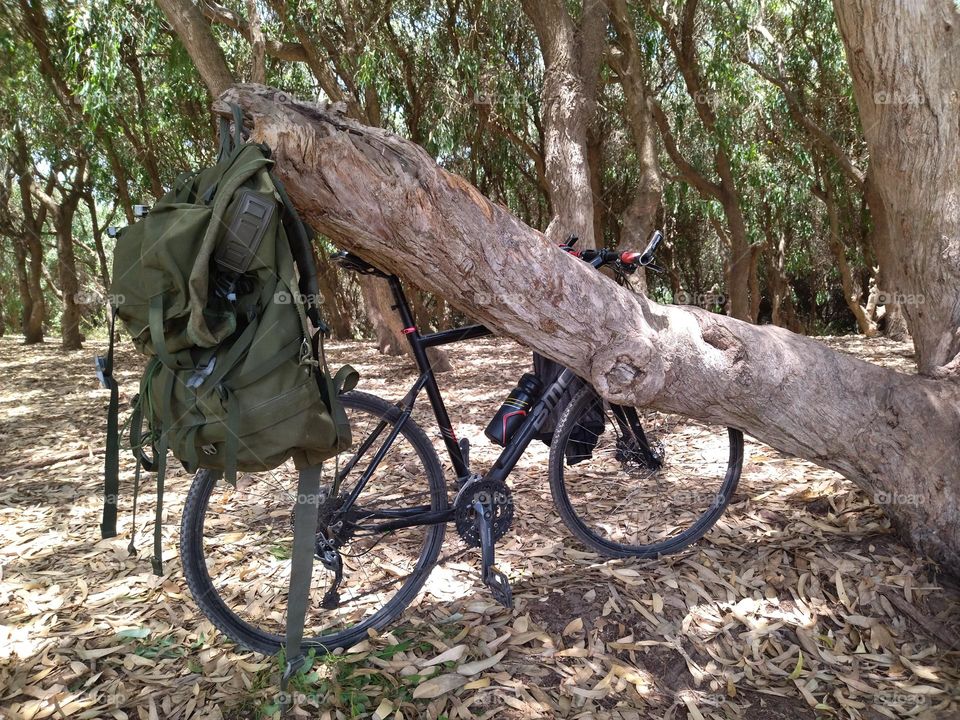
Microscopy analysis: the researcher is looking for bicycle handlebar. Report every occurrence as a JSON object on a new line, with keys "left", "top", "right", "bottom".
{"left": 563, "top": 229, "right": 664, "bottom": 273}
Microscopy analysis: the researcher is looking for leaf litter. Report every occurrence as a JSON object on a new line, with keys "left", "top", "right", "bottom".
{"left": 0, "top": 334, "right": 957, "bottom": 719}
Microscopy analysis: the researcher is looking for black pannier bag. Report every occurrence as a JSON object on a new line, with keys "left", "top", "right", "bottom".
{"left": 531, "top": 353, "right": 605, "bottom": 465}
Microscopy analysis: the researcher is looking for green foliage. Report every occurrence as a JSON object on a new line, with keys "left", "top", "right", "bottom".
{"left": 0, "top": 0, "right": 877, "bottom": 341}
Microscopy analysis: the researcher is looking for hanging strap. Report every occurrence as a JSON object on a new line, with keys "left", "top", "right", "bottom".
{"left": 282, "top": 465, "right": 323, "bottom": 692}
{"left": 222, "top": 386, "right": 241, "bottom": 487}
{"left": 99, "top": 307, "right": 120, "bottom": 539}
{"left": 316, "top": 332, "right": 357, "bottom": 450}
{"left": 273, "top": 175, "right": 324, "bottom": 329}
{"left": 232, "top": 104, "right": 245, "bottom": 148}
{"left": 127, "top": 453, "right": 142, "bottom": 555}
{"left": 216, "top": 103, "right": 247, "bottom": 163}
{"left": 150, "top": 365, "right": 175, "bottom": 576}
{"left": 151, "top": 432, "right": 168, "bottom": 576}
{"left": 148, "top": 296, "right": 193, "bottom": 370}
{"left": 217, "top": 116, "right": 233, "bottom": 164}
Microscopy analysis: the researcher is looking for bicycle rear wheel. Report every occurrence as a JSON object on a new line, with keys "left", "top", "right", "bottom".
{"left": 180, "top": 390, "right": 447, "bottom": 654}
{"left": 549, "top": 385, "right": 743, "bottom": 558}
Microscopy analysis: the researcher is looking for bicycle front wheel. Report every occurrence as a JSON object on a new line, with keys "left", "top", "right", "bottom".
{"left": 549, "top": 386, "right": 743, "bottom": 558}
{"left": 180, "top": 390, "right": 447, "bottom": 655}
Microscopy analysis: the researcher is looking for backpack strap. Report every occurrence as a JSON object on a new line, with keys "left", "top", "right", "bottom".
{"left": 274, "top": 176, "right": 326, "bottom": 330}
{"left": 99, "top": 307, "right": 120, "bottom": 539}
{"left": 150, "top": 364, "right": 175, "bottom": 575}
{"left": 317, "top": 333, "right": 357, "bottom": 450}
{"left": 216, "top": 103, "right": 247, "bottom": 163}
{"left": 282, "top": 465, "right": 323, "bottom": 696}
{"left": 148, "top": 296, "right": 194, "bottom": 370}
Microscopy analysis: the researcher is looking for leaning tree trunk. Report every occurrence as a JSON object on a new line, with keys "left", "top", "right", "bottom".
{"left": 834, "top": 0, "right": 960, "bottom": 377}
{"left": 218, "top": 85, "right": 960, "bottom": 574}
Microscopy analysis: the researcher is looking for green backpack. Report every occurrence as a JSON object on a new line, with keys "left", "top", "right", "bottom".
{"left": 97, "top": 107, "right": 356, "bottom": 574}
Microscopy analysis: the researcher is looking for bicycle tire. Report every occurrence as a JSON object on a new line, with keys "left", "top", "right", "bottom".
{"left": 549, "top": 385, "right": 743, "bottom": 558}
{"left": 180, "top": 390, "right": 447, "bottom": 654}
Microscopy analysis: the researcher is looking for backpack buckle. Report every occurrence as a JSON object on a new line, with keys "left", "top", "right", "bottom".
{"left": 95, "top": 355, "right": 112, "bottom": 389}
{"left": 186, "top": 357, "right": 217, "bottom": 388}
{"left": 298, "top": 338, "right": 318, "bottom": 367}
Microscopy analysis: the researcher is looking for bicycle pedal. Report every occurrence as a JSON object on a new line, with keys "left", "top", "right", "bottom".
{"left": 484, "top": 565, "right": 513, "bottom": 609}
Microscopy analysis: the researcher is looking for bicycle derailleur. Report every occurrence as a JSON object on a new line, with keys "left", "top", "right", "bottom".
{"left": 290, "top": 488, "right": 349, "bottom": 610}
{"left": 454, "top": 478, "right": 515, "bottom": 608}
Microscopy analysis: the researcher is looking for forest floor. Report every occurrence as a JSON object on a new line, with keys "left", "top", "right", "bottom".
{"left": 0, "top": 333, "right": 958, "bottom": 720}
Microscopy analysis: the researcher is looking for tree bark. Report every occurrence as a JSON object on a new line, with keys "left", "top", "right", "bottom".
{"left": 607, "top": 0, "right": 663, "bottom": 276}
{"left": 521, "top": 0, "right": 603, "bottom": 247}
{"left": 11, "top": 131, "right": 48, "bottom": 344}
{"left": 833, "top": 0, "right": 960, "bottom": 377}
{"left": 155, "top": 0, "right": 235, "bottom": 97}
{"left": 219, "top": 85, "right": 960, "bottom": 574}
{"left": 55, "top": 169, "right": 86, "bottom": 350}
{"left": 245, "top": 0, "right": 266, "bottom": 84}
{"left": 30, "top": 160, "right": 87, "bottom": 350}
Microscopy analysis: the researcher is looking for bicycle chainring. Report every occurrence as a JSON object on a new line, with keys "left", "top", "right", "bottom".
{"left": 454, "top": 479, "right": 514, "bottom": 548}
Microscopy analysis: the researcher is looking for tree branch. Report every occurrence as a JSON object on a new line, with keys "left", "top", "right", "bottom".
{"left": 744, "top": 58, "right": 865, "bottom": 187}
{"left": 648, "top": 97, "right": 725, "bottom": 201}
{"left": 201, "top": 0, "right": 309, "bottom": 63}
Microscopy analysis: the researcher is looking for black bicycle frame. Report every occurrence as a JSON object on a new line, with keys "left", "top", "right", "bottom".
{"left": 336, "top": 274, "right": 580, "bottom": 533}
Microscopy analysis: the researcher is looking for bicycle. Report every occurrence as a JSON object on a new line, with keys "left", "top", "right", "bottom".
{"left": 179, "top": 231, "right": 744, "bottom": 654}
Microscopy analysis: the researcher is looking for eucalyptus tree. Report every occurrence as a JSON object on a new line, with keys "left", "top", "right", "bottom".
{"left": 220, "top": 0, "right": 960, "bottom": 570}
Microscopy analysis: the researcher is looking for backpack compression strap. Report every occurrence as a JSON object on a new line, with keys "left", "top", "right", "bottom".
{"left": 282, "top": 465, "right": 323, "bottom": 696}
{"left": 98, "top": 307, "right": 120, "bottom": 539}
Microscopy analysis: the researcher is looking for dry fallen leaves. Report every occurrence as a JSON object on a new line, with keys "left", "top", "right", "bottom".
{"left": 0, "top": 335, "right": 957, "bottom": 719}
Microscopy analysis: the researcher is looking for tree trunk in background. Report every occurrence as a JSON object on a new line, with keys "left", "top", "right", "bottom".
{"left": 748, "top": 245, "right": 761, "bottom": 324}
{"left": 315, "top": 251, "right": 354, "bottom": 339}
{"left": 360, "top": 276, "right": 452, "bottom": 372}
{"left": 155, "top": 0, "right": 235, "bottom": 97}
{"left": 834, "top": 0, "right": 960, "bottom": 377}
{"left": 641, "top": 0, "right": 755, "bottom": 321}
{"left": 12, "top": 148, "right": 47, "bottom": 344}
{"left": 11, "top": 238, "right": 31, "bottom": 337}
{"left": 521, "top": 0, "right": 604, "bottom": 248}
{"left": 814, "top": 178, "right": 879, "bottom": 337}
{"left": 607, "top": 0, "right": 664, "bottom": 295}
{"left": 54, "top": 163, "right": 87, "bottom": 350}
{"left": 721, "top": 199, "right": 753, "bottom": 322}
{"left": 219, "top": 84, "right": 960, "bottom": 574}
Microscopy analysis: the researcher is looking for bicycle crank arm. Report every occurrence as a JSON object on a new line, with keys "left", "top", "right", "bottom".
{"left": 474, "top": 496, "right": 513, "bottom": 608}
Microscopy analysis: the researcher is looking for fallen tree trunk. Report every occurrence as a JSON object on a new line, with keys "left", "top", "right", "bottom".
{"left": 217, "top": 84, "right": 960, "bottom": 575}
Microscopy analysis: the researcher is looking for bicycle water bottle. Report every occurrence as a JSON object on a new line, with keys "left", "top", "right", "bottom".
{"left": 485, "top": 373, "right": 543, "bottom": 446}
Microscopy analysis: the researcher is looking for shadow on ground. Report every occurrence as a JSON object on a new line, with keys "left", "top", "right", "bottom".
{"left": 0, "top": 334, "right": 958, "bottom": 720}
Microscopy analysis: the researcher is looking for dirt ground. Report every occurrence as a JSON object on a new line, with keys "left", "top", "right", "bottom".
{"left": 0, "top": 332, "right": 958, "bottom": 720}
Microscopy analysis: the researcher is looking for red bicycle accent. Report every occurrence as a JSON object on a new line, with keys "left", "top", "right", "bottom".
{"left": 500, "top": 409, "right": 527, "bottom": 444}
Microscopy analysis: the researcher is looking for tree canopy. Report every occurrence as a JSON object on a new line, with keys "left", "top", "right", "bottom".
{"left": 0, "top": 0, "right": 900, "bottom": 346}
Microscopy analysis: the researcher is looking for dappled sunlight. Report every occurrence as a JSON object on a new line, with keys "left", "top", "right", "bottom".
{"left": 0, "top": 335, "right": 957, "bottom": 719}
